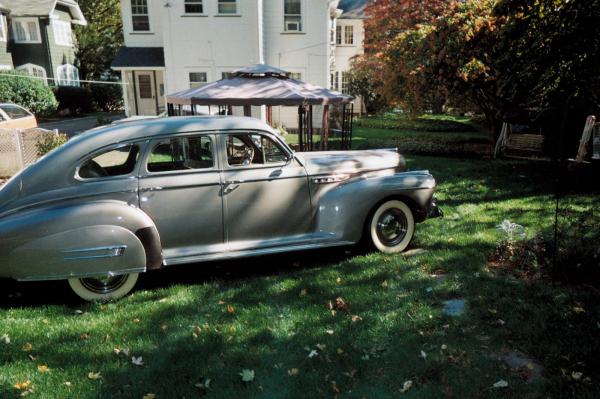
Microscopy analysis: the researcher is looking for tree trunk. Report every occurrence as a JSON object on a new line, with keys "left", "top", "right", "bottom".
{"left": 431, "top": 97, "right": 445, "bottom": 114}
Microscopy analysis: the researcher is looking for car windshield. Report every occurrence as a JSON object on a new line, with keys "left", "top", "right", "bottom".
{"left": 0, "top": 105, "right": 31, "bottom": 119}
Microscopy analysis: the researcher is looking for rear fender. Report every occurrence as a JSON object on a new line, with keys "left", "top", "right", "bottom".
{"left": 0, "top": 201, "right": 162, "bottom": 280}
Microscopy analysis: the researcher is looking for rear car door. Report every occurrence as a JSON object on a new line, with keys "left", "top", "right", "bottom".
{"left": 138, "top": 133, "right": 224, "bottom": 259}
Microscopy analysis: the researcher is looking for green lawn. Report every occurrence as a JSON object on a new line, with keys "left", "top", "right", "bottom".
{"left": 1, "top": 155, "right": 598, "bottom": 398}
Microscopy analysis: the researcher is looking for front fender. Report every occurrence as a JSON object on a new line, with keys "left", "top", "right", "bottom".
{"left": 314, "top": 171, "right": 436, "bottom": 242}
{"left": 0, "top": 201, "right": 162, "bottom": 280}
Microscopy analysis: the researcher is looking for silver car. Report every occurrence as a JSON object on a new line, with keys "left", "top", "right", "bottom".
{"left": 0, "top": 116, "right": 441, "bottom": 301}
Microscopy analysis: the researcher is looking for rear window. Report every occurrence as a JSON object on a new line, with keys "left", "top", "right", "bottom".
{"left": 147, "top": 136, "right": 214, "bottom": 172}
{"left": 0, "top": 105, "right": 31, "bottom": 119}
{"left": 79, "top": 145, "right": 140, "bottom": 179}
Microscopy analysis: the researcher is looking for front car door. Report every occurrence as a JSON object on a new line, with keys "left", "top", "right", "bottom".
{"left": 219, "top": 131, "right": 312, "bottom": 250}
{"left": 138, "top": 133, "right": 224, "bottom": 261}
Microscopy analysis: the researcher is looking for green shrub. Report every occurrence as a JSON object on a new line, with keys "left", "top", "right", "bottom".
{"left": 36, "top": 132, "right": 69, "bottom": 156}
{"left": 53, "top": 86, "right": 93, "bottom": 114}
{"left": 354, "top": 115, "right": 477, "bottom": 133}
{"left": 90, "top": 83, "right": 123, "bottom": 112}
{"left": 0, "top": 70, "right": 58, "bottom": 116}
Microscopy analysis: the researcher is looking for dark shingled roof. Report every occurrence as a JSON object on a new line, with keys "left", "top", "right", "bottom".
{"left": 2, "top": 0, "right": 84, "bottom": 22}
{"left": 111, "top": 47, "right": 165, "bottom": 68}
{"left": 338, "top": 0, "right": 369, "bottom": 19}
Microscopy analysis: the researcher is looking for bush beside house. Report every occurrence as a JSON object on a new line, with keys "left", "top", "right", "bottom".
{"left": 0, "top": 71, "right": 58, "bottom": 116}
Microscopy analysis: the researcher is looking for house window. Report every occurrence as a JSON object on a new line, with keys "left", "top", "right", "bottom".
{"left": 218, "top": 0, "right": 237, "bottom": 14}
{"left": 131, "top": 0, "right": 150, "bottom": 31}
{"left": 221, "top": 72, "right": 234, "bottom": 80}
{"left": 12, "top": 18, "right": 41, "bottom": 43}
{"left": 52, "top": 20, "right": 73, "bottom": 46}
{"left": 57, "top": 64, "right": 80, "bottom": 86}
{"left": 17, "top": 64, "right": 47, "bottom": 84}
{"left": 344, "top": 25, "right": 354, "bottom": 45}
{"left": 138, "top": 75, "right": 153, "bottom": 98}
{"left": 289, "top": 72, "right": 302, "bottom": 80}
{"left": 284, "top": 0, "right": 302, "bottom": 32}
{"left": 184, "top": 0, "right": 203, "bottom": 14}
{"left": 331, "top": 71, "right": 339, "bottom": 91}
{"left": 0, "top": 15, "right": 6, "bottom": 42}
{"left": 189, "top": 72, "right": 207, "bottom": 88}
{"left": 335, "top": 25, "right": 342, "bottom": 45}
{"left": 341, "top": 71, "right": 349, "bottom": 94}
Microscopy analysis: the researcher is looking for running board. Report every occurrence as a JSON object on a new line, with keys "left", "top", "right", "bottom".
{"left": 164, "top": 241, "right": 355, "bottom": 266}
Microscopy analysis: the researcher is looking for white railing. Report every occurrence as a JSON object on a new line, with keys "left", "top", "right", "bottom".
{"left": 0, "top": 128, "right": 58, "bottom": 176}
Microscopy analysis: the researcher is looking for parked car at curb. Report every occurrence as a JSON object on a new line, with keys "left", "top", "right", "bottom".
{"left": 0, "top": 116, "right": 441, "bottom": 301}
{"left": 0, "top": 103, "right": 38, "bottom": 130}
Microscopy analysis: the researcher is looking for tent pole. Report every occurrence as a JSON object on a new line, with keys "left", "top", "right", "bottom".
{"left": 298, "top": 106, "right": 304, "bottom": 152}
{"left": 322, "top": 105, "right": 329, "bottom": 151}
{"left": 308, "top": 105, "right": 313, "bottom": 151}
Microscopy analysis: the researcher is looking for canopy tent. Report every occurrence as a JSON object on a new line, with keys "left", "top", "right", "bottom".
{"left": 166, "top": 64, "right": 354, "bottom": 151}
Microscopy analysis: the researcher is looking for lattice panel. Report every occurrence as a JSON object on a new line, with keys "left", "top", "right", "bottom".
{"left": 0, "top": 128, "right": 56, "bottom": 176}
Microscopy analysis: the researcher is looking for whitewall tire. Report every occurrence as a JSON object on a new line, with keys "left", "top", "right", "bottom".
{"left": 369, "top": 200, "right": 415, "bottom": 254}
{"left": 68, "top": 273, "right": 139, "bottom": 301}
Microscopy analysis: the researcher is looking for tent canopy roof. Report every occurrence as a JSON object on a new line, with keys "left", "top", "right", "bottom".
{"left": 167, "top": 64, "right": 353, "bottom": 107}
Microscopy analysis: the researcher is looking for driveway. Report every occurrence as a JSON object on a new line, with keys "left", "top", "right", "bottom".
{"left": 40, "top": 114, "right": 124, "bottom": 137}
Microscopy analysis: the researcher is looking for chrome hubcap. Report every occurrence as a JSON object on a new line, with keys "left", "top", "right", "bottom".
{"left": 80, "top": 275, "right": 128, "bottom": 294}
{"left": 376, "top": 208, "right": 408, "bottom": 247}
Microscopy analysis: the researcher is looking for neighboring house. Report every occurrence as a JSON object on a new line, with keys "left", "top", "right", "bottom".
{"left": 0, "top": 0, "right": 86, "bottom": 86}
{"left": 112, "top": 0, "right": 367, "bottom": 124}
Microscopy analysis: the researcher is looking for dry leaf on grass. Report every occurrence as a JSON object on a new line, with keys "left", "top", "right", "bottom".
{"left": 37, "top": 365, "right": 49, "bottom": 373}
{"left": 1, "top": 334, "right": 10, "bottom": 344}
{"left": 288, "top": 368, "right": 299, "bottom": 376}
{"left": 492, "top": 379, "right": 508, "bottom": 388}
{"left": 22, "top": 343, "right": 32, "bottom": 352}
{"left": 13, "top": 380, "right": 31, "bottom": 390}
{"left": 87, "top": 372, "right": 102, "bottom": 380}
{"left": 299, "top": 289, "right": 307, "bottom": 297}
{"left": 143, "top": 394, "right": 156, "bottom": 399}
{"left": 239, "top": 369, "right": 255, "bottom": 382}
{"left": 400, "top": 380, "right": 413, "bottom": 393}
{"left": 227, "top": 305, "right": 235, "bottom": 314}
{"left": 131, "top": 356, "right": 144, "bottom": 366}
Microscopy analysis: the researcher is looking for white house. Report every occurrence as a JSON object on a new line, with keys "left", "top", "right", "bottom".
{"left": 112, "top": 0, "right": 367, "bottom": 124}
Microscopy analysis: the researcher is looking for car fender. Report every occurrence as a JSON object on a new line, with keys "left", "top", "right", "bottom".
{"left": 0, "top": 201, "right": 162, "bottom": 280}
{"left": 314, "top": 171, "right": 436, "bottom": 242}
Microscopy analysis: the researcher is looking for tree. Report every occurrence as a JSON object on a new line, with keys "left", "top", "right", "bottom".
{"left": 74, "top": 0, "right": 123, "bottom": 81}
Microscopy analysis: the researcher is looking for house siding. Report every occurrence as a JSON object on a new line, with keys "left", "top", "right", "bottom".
{"left": 46, "top": 5, "right": 78, "bottom": 81}
{"left": 10, "top": 17, "right": 53, "bottom": 78}
{"left": 0, "top": 14, "right": 13, "bottom": 68}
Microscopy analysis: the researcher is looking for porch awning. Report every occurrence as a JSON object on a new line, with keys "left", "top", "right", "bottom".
{"left": 111, "top": 47, "right": 165, "bottom": 69}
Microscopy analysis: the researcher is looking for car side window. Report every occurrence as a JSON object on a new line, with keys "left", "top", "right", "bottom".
{"left": 79, "top": 145, "right": 140, "bottom": 179}
{"left": 147, "top": 135, "right": 213, "bottom": 173}
{"left": 226, "top": 133, "right": 287, "bottom": 166}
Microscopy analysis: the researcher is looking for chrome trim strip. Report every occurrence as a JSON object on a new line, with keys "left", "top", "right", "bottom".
{"left": 16, "top": 267, "right": 146, "bottom": 282}
{"left": 62, "top": 245, "right": 127, "bottom": 261}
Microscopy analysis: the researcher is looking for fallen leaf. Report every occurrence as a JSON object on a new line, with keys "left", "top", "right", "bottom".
{"left": 218, "top": 300, "right": 225, "bottom": 305}
{"left": 325, "top": 329, "right": 334, "bottom": 335}
{"left": 132, "top": 318, "right": 141, "bottom": 323}
{"left": 131, "top": 356, "right": 144, "bottom": 366}
{"left": 571, "top": 371, "right": 583, "bottom": 380}
{"left": 488, "top": 308, "right": 498, "bottom": 314}
{"left": 87, "top": 372, "right": 102, "bottom": 380}
{"left": 37, "top": 365, "right": 50, "bottom": 373}
{"left": 331, "top": 381, "right": 340, "bottom": 393}
{"left": 28, "top": 355, "right": 36, "bottom": 361}
{"left": 22, "top": 343, "right": 32, "bottom": 352}
{"left": 1, "top": 334, "right": 10, "bottom": 344}
{"left": 308, "top": 350, "right": 319, "bottom": 358}
{"left": 288, "top": 368, "right": 299, "bottom": 376}
{"left": 335, "top": 297, "right": 349, "bottom": 312}
{"left": 80, "top": 333, "right": 90, "bottom": 340}
{"left": 143, "top": 394, "right": 156, "bottom": 399}
{"left": 299, "top": 289, "right": 307, "bottom": 297}
{"left": 441, "top": 344, "right": 448, "bottom": 350}
{"left": 400, "top": 380, "right": 413, "bottom": 393}
{"left": 381, "top": 280, "right": 389, "bottom": 288}
{"left": 573, "top": 307, "right": 585, "bottom": 314}
{"left": 227, "top": 305, "right": 235, "bottom": 314}
{"left": 337, "top": 348, "right": 344, "bottom": 354}
{"left": 195, "top": 378, "right": 211, "bottom": 389}
{"left": 316, "top": 343, "right": 326, "bottom": 350}
{"left": 13, "top": 380, "right": 31, "bottom": 390}
{"left": 64, "top": 382, "right": 71, "bottom": 387}
{"left": 492, "top": 380, "right": 508, "bottom": 388}
{"left": 239, "top": 369, "right": 255, "bottom": 382}
{"left": 420, "top": 350, "right": 427, "bottom": 359}
{"left": 336, "top": 277, "right": 342, "bottom": 284}
{"left": 351, "top": 315, "right": 362, "bottom": 322}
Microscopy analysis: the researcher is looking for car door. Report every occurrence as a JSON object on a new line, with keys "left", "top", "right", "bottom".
{"left": 220, "top": 131, "right": 312, "bottom": 249}
{"left": 138, "top": 133, "right": 224, "bottom": 259}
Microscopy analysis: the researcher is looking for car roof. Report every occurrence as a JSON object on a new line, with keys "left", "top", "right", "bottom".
{"left": 81, "top": 116, "right": 277, "bottom": 143}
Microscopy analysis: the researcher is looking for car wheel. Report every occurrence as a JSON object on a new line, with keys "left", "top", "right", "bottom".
{"left": 68, "top": 273, "right": 139, "bottom": 301}
{"left": 369, "top": 200, "right": 415, "bottom": 254}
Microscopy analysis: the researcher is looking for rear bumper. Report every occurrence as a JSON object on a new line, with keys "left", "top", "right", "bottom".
{"left": 427, "top": 196, "right": 443, "bottom": 219}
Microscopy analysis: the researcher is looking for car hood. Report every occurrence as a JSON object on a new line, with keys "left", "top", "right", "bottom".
{"left": 295, "top": 149, "right": 406, "bottom": 175}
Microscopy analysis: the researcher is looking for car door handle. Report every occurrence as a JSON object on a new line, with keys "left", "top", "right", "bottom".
{"left": 224, "top": 180, "right": 244, "bottom": 185}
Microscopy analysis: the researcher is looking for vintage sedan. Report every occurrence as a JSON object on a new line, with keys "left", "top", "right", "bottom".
{"left": 0, "top": 116, "right": 441, "bottom": 301}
